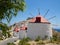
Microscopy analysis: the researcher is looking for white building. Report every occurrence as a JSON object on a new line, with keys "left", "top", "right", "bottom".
{"left": 13, "top": 15, "right": 52, "bottom": 40}
{"left": 13, "top": 23, "right": 27, "bottom": 39}
{"left": 27, "top": 15, "right": 52, "bottom": 39}
{"left": 13, "top": 25, "right": 20, "bottom": 37}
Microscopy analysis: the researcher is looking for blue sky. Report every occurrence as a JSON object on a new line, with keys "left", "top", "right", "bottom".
{"left": 4, "top": 0, "right": 60, "bottom": 28}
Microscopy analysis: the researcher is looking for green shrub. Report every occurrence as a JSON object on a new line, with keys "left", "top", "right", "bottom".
{"left": 50, "top": 37, "right": 54, "bottom": 43}
{"left": 0, "top": 37, "right": 3, "bottom": 40}
{"left": 25, "top": 37, "right": 31, "bottom": 42}
{"left": 37, "top": 41, "right": 45, "bottom": 45}
{"left": 18, "top": 40, "right": 30, "bottom": 45}
{"left": 7, "top": 43, "right": 15, "bottom": 45}
{"left": 18, "top": 38, "right": 30, "bottom": 45}
{"left": 44, "top": 35, "right": 48, "bottom": 39}
{"left": 35, "top": 36, "right": 40, "bottom": 42}
{"left": 57, "top": 36, "right": 60, "bottom": 42}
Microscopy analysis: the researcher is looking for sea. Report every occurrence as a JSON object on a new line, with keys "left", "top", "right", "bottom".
{"left": 53, "top": 28, "right": 60, "bottom": 32}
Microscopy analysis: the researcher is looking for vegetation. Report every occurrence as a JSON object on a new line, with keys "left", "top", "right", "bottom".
{"left": 18, "top": 38, "right": 30, "bottom": 45}
{"left": 50, "top": 33, "right": 60, "bottom": 44}
{"left": 7, "top": 34, "right": 60, "bottom": 45}
{"left": 44, "top": 35, "right": 48, "bottom": 40}
{"left": 0, "top": 37, "right": 3, "bottom": 40}
{"left": 0, "top": 0, "right": 25, "bottom": 39}
{"left": 23, "top": 37, "right": 31, "bottom": 42}
{"left": 7, "top": 43, "right": 15, "bottom": 45}
{"left": 35, "top": 36, "right": 41, "bottom": 42}
{"left": 0, "top": 23, "right": 11, "bottom": 39}
{"left": 0, "top": 0, "right": 25, "bottom": 22}
{"left": 36, "top": 41, "right": 45, "bottom": 45}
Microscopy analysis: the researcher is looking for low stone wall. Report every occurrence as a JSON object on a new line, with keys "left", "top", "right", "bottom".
{"left": 0, "top": 37, "right": 19, "bottom": 45}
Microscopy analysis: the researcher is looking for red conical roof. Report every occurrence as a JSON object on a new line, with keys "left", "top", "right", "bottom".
{"left": 29, "top": 15, "right": 50, "bottom": 24}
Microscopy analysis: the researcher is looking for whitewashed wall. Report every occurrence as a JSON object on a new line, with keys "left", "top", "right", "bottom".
{"left": 27, "top": 23, "right": 52, "bottom": 40}
{"left": 13, "top": 30, "right": 27, "bottom": 39}
{"left": 19, "top": 30, "right": 27, "bottom": 39}
{"left": 13, "top": 31, "right": 19, "bottom": 37}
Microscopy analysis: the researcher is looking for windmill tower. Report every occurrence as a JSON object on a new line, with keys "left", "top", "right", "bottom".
{"left": 27, "top": 9, "right": 53, "bottom": 40}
